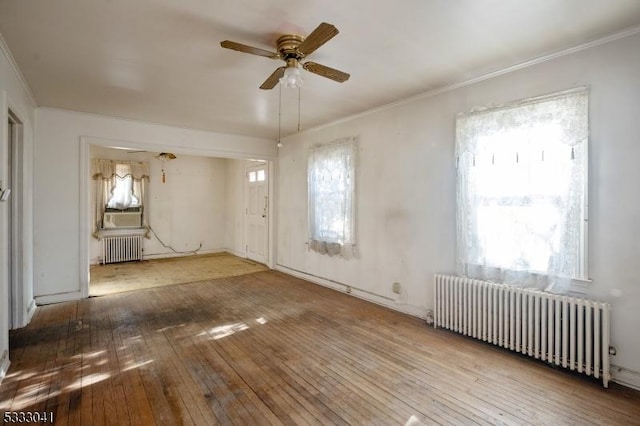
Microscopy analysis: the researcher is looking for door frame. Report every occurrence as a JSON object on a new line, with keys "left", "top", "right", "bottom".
{"left": 1, "top": 93, "right": 33, "bottom": 330}
{"left": 244, "top": 162, "right": 270, "bottom": 264}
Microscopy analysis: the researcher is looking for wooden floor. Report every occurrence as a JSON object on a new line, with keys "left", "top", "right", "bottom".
{"left": 2, "top": 271, "right": 640, "bottom": 425}
{"left": 90, "top": 253, "right": 268, "bottom": 296}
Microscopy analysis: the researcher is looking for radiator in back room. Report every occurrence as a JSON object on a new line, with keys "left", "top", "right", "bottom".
{"left": 102, "top": 235, "right": 143, "bottom": 264}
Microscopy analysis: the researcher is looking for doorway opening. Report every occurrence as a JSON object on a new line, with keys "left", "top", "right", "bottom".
{"left": 81, "top": 140, "right": 274, "bottom": 297}
{"left": 7, "top": 110, "right": 23, "bottom": 329}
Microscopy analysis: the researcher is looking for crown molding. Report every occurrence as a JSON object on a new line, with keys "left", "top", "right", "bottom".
{"left": 0, "top": 31, "right": 37, "bottom": 107}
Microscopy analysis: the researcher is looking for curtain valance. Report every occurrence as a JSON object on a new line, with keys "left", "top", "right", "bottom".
{"left": 456, "top": 88, "right": 588, "bottom": 158}
{"left": 91, "top": 159, "right": 150, "bottom": 181}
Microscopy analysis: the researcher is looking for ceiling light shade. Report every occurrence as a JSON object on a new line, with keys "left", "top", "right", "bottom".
{"left": 279, "top": 66, "right": 303, "bottom": 88}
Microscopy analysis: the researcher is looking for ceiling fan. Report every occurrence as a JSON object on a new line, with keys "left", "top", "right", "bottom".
{"left": 220, "top": 22, "right": 350, "bottom": 89}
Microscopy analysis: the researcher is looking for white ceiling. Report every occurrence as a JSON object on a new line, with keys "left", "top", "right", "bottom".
{"left": 2, "top": 0, "right": 640, "bottom": 139}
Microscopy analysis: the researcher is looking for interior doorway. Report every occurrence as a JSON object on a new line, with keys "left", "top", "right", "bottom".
{"left": 6, "top": 116, "right": 13, "bottom": 329}
{"left": 6, "top": 110, "right": 23, "bottom": 329}
{"left": 245, "top": 163, "right": 268, "bottom": 264}
{"left": 81, "top": 140, "right": 276, "bottom": 298}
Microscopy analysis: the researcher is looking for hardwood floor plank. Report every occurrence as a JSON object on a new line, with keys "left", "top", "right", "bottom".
{"left": 4, "top": 269, "right": 640, "bottom": 425}
{"left": 223, "top": 275, "right": 495, "bottom": 424}
{"left": 208, "top": 274, "right": 482, "bottom": 422}
{"left": 109, "top": 305, "right": 158, "bottom": 425}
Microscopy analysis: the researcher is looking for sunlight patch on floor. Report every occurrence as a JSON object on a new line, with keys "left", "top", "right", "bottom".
{"left": 122, "top": 359, "right": 154, "bottom": 372}
{"left": 67, "top": 372, "right": 111, "bottom": 391}
{"left": 199, "top": 322, "right": 250, "bottom": 340}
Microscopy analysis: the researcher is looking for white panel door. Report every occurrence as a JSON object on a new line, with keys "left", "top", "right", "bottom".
{"left": 245, "top": 164, "right": 268, "bottom": 264}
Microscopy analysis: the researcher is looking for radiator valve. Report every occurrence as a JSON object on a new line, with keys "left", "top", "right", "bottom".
{"left": 425, "top": 310, "right": 434, "bottom": 326}
{"left": 609, "top": 346, "right": 617, "bottom": 356}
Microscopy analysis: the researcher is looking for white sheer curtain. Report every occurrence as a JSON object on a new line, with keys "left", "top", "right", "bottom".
{"left": 456, "top": 88, "right": 588, "bottom": 294}
{"left": 107, "top": 163, "right": 141, "bottom": 209}
{"left": 308, "top": 137, "right": 356, "bottom": 257}
{"left": 91, "top": 159, "right": 150, "bottom": 238}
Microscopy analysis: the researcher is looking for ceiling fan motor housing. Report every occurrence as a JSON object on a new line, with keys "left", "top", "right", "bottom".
{"left": 277, "top": 35, "right": 305, "bottom": 61}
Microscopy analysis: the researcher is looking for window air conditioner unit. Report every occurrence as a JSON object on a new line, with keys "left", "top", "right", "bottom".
{"left": 103, "top": 208, "right": 142, "bottom": 229}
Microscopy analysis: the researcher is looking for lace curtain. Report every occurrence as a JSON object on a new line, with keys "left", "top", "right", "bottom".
{"left": 106, "top": 163, "right": 141, "bottom": 209}
{"left": 91, "top": 159, "right": 150, "bottom": 238}
{"left": 308, "top": 137, "right": 356, "bottom": 257}
{"left": 456, "top": 88, "right": 588, "bottom": 293}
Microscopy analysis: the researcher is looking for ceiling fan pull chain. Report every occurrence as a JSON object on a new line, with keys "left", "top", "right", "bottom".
{"left": 298, "top": 86, "right": 302, "bottom": 133}
{"left": 277, "top": 84, "right": 283, "bottom": 148}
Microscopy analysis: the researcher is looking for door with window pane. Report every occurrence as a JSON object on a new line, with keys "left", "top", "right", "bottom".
{"left": 245, "top": 164, "right": 268, "bottom": 264}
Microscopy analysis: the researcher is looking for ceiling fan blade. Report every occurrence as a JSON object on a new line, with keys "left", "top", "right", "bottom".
{"left": 297, "top": 22, "right": 339, "bottom": 56}
{"left": 220, "top": 40, "right": 279, "bottom": 59}
{"left": 302, "top": 62, "right": 350, "bottom": 83}
{"left": 260, "top": 67, "right": 286, "bottom": 90}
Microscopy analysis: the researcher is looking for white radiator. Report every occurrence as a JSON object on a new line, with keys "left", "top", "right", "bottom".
{"left": 102, "top": 235, "right": 143, "bottom": 264}
{"left": 434, "top": 274, "right": 611, "bottom": 387}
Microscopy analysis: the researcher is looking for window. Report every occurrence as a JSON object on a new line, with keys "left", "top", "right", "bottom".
{"left": 107, "top": 163, "right": 141, "bottom": 210}
{"left": 91, "top": 159, "right": 150, "bottom": 237}
{"left": 248, "top": 169, "right": 266, "bottom": 183}
{"left": 307, "top": 137, "right": 356, "bottom": 257}
{"left": 456, "top": 88, "right": 588, "bottom": 293}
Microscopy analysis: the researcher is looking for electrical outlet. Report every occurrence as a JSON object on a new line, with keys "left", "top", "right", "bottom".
{"left": 392, "top": 282, "right": 401, "bottom": 294}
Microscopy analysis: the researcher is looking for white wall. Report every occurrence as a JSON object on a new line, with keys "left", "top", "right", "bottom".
{"left": 276, "top": 33, "right": 640, "bottom": 383}
{"left": 34, "top": 107, "right": 276, "bottom": 302}
{"left": 0, "top": 35, "right": 36, "bottom": 379}
{"left": 88, "top": 146, "right": 230, "bottom": 263}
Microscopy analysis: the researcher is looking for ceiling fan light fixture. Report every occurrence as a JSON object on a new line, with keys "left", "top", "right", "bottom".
{"left": 279, "top": 65, "right": 303, "bottom": 89}
{"left": 221, "top": 23, "right": 349, "bottom": 90}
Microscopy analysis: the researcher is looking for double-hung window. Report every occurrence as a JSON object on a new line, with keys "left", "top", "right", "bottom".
{"left": 307, "top": 137, "right": 356, "bottom": 257}
{"left": 455, "top": 88, "right": 588, "bottom": 293}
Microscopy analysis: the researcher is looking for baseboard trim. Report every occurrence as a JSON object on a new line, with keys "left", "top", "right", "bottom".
{"left": 142, "top": 248, "right": 226, "bottom": 261}
{"left": 611, "top": 365, "right": 640, "bottom": 391}
{"left": 0, "top": 350, "right": 10, "bottom": 385}
{"left": 35, "top": 291, "right": 82, "bottom": 305}
{"left": 225, "top": 248, "right": 247, "bottom": 259}
{"left": 26, "top": 298, "right": 37, "bottom": 324}
{"left": 275, "top": 264, "right": 426, "bottom": 319}
{"left": 392, "top": 301, "right": 428, "bottom": 318}
{"left": 91, "top": 248, "right": 232, "bottom": 265}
